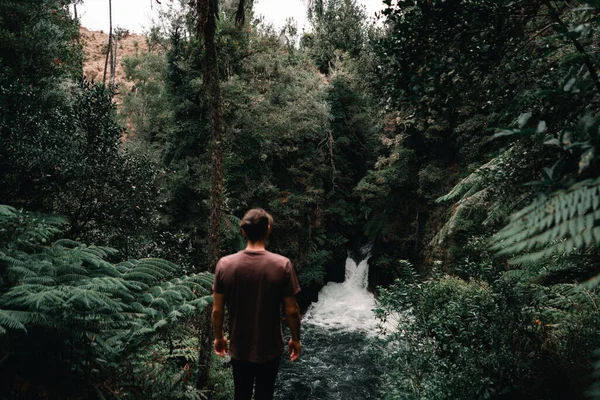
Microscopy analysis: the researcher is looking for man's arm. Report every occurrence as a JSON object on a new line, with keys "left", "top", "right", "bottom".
{"left": 212, "top": 293, "right": 228, "bottom": 357}
{"left": 284, "top": 296, "right": 301, "bottom": 361}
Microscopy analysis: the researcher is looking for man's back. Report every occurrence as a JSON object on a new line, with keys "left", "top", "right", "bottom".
{"left": 212, "top": 208, "right": 301, "bottom": 400}
{"left": 213, "top": 249, "right": 300, "bottom": 363}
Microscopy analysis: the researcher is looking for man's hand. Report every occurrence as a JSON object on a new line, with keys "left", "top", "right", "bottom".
{"left": 214, "top": 337, "right": 228, "bottom": 357}
{"left": 288, "top": 338, "right": 301, "bottom": 362}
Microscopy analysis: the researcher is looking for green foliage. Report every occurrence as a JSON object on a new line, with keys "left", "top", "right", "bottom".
{"left": 492, "top": 178, "right": 600, "bottom": 264}
{"left": 376, "top": 274, "right": 600, "bottom": 399}
{"left": 376, "top": 0, "right": 530, "bottom": 113}
{"left": 209, "top": 353, "right": 235, "bottom": 400}
{"left": 433, "top": 144, "right": 539, "bottom": 249}
{"left": 111, "top": 0, "right": 383, "bottom": 294}
{"left": 0, "top": 0, "right": 83, "bottom": 83}
{"left": 0, "top": 0, "right": 161, "bottom": 258}
{"left": 0, "top": 205, "right": 213, "bottom": 398}
{"left": 120, "top": 50, "right": 171, "bottom": 160}
{"left": 373, "top": 4, "right": 600, "bottom": 396}
{"left": 304, "top": 0, "right": 367, "bottom": 74}
{"left": 375, "top": 276, "right": 528, "bottom": 399}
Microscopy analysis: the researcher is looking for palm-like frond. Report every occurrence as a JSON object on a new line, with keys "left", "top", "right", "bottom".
{"left": 0, "top": 309, "right": 27, "bottom": 333}
{"left": 434, "top": 146, "right": 533, "bottom": 245}
{"left": 0, "top": 204, "right": 216, "bottom": 397}
{"left": 492, "top": 178, "right": 600, "bottom": 264}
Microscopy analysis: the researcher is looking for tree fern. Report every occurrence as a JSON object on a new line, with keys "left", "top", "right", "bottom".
{"left": 0, "top": 204, "right": 216, "bottom": 398}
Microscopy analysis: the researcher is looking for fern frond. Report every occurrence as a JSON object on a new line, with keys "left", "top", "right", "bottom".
{"left": 183, "top": 273, "right": 214, "bottom": 289}
{"left": 153, "top": 319, "right": 168, "bottom": 330}
{"left": 168, "top": 310, "right": 184, "bottom": 321}
{"left": 4, "top": 285, "right": 67, "bottom": 310}
{"left": 0, "top": 205, "right": 18, "bottom": 217}
{"left": 0, "top": 252, "right": 26, "bottom": 272}
{"left": 4, "top": 310, "right": 47, "bottom": 325}
{"left": 432, "top": 188, "right": 491, "bottom": 245}
{"left": 483, "top": 192, "right": 531, "bottom": 226}
{"left": 433, "top": 145, "right": 535, "bottom": 245}
{"left": 53, "top": 239, "right": 82, "bottom": 249}
{"left": 81, "top": 245, "right": 119, "bottom": 259}
{"left": 8, "top": 265, "right": 39, "bottom": 279}
{"left": 66, "top": 288, "right": 124, "bottom": 312}
{"left": 125, "top": 271, "right": 161, "bottom": 284}
{"left": 152, "top": 287, "right": 184, "bottom": 303}
{"left": 492, "top": 178, "right": 600, "bottom": 264}
{"left": 149, "top": 296, "right": 171, "bottom": 311}
{"left": 116, "top": 260, "right": 139, "bottom": 272}
{"left": 177, "top": 303, "right": 197, "bottom": 316}
{"left": 437, "top": 146, "right": 519, "bottom": 203}
{"left": 22, "top": 276, "right": 57, "bottom": 285}
{"left": 79, "top": 277, "right": 135, "bottom": 301}
{"left": 78, "top": 250, "right": 116, "bottom": 273}
{"left": 56, "top": 273, "right": 91, "bottom": 284}
{"left": 186, "top": 296, "right": 212, "bottom": 312}
{"left": 0, "top": 309, "right": 27, "bottom": 333}
{"left": 129, "top": 301, "right": 155, "bottom": 315}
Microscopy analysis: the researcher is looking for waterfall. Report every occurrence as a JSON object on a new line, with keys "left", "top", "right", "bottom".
{"left": 302, "top": 255, "right": 379, "bottom": 333}
{"left": 276, "top": 255, "right": 381, "bottom": 399}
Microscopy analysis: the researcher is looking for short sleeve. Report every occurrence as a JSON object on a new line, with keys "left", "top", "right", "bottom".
{"left": 212, "top": 260, "right": 224, "bottom": 294}
{"left": 283, "top": 260, "right": 301, "bottom": 297}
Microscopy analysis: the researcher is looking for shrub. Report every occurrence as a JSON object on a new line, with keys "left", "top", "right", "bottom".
{"left": 375, "top": 271, "right": 600, "bottom": 400}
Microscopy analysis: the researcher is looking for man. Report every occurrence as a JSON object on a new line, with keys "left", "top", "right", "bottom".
{"left": 212, "top": 208, "right": 302, "bottom": 400}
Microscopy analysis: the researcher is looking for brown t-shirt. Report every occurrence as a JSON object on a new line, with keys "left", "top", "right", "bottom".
{"left": 213, "top": 250, "right": 301, "bottom": 363}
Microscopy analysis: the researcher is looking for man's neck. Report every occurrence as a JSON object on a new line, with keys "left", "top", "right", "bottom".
{"left": 246, "top": 241, "right": 267, "bottom": 251}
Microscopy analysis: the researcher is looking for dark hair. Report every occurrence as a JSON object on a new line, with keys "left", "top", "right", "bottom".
{"left": 240, "top": 208, "right": 273, "bottom": 243}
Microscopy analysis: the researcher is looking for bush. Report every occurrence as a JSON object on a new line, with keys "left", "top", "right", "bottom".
{"left": 375, "top": 271, "right": 600, "bottom": 400}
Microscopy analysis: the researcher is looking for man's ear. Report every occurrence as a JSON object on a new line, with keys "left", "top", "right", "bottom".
{"left": 241, "top": 228, "right": 247, "bottom": 238}
{"left": 268, "top": 224, "right": 272, "bottom": 234}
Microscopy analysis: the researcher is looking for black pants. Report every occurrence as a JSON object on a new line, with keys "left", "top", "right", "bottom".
{"left": 231, "top": 357, "right": 281, "bottom": 400}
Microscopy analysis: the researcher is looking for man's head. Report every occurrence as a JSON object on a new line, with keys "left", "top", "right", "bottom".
{"left": 240, "top": 208, "right": 273, "bottom": 243}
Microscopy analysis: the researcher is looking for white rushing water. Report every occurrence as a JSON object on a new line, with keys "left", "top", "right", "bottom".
{"left": 276, "top": 255, "right": 381, "bottom": 399}
{"left": 302, "top": 256, "right": 379, "bottom": 333}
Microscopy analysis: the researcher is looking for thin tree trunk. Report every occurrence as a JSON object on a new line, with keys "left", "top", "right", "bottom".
{"left": 205, "top": 11, "right": 224, "bottom": 274}
{"left": 109, "top": 34, "right": 117, "bottom": 90}
{"left": 102, "top": 0, "right": 113, "bottom": 85}
{"left": 73, "top": 3, "right": 81, "bottom": 48}
{"left": 196, "top": 0, "right": 224, "bottom": 391}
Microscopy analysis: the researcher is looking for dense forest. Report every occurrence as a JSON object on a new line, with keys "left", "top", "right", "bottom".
{"left": 2, "top": 0, "right": 600, "bottom": 398}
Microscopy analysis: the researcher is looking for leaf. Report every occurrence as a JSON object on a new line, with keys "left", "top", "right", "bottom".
{"left": 579, "top": 148, "right": 595, "bottom": 173}
{"left": 0, "top": 309, "right": 27, "bottom": 333}
{"left": 564, "top": 77, "right": 577, "bottom": 92}
{"left": 537, "top": 121, "right": 547, "bottom": 134}
{"left": 544, "top": 138, "right": 561, "bottom": 147}
{"left": 153, "top": 319, "right": 168, "bottom": 330}
{"left": 518, "top": 112, "right": 532, "bottom": 128}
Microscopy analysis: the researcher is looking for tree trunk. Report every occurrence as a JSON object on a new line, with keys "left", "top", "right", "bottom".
{"left": 102, "top": 0, "right": 113, "bottom": 85}
{"left": 196, "top": 0, "right": 224, "bottom": 391}
{"left": 201, "top": 2, "right": 224, "bottom": 273}
{"left": 109, "top": 34, "right": 117, "bottom": 90}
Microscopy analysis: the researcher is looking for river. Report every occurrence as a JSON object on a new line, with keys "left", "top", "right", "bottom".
{"left": 275, "top": 256, "right": 381, "bottom": 400}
